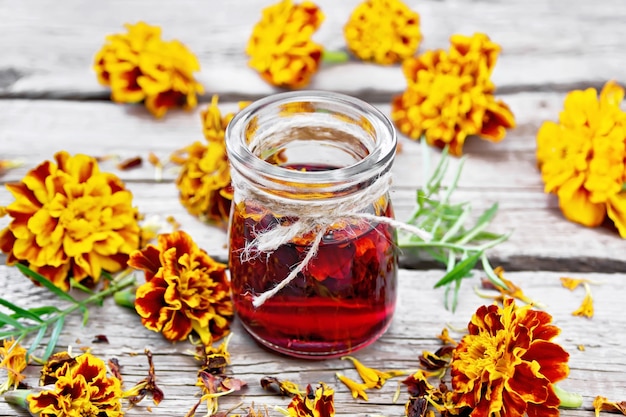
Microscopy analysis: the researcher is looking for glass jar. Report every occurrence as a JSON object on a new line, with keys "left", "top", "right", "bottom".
{"left": 225, "top": 91, "right": 398, "bottom": 358}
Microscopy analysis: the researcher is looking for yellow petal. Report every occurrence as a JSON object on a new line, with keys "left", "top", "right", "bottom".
{"left": 606, "top": 192, "right": 626, "bottom": 238}
{"left": 557, "top": 176, "right": 606, "bottom": 227}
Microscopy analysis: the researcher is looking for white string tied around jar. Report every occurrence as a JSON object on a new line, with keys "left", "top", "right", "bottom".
{"left": 231, "top": 169, "right": 432, "bottom": 308}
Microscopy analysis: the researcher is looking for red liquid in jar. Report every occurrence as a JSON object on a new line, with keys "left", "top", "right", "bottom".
{"left": 229, "top": 165, "right": 397, "bottom": 358}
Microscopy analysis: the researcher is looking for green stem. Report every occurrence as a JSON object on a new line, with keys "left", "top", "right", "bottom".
{"left": 398, "top": 231, "right": 509, "bottom": 253}
{"left": 0, "top": 274, "right": 136, "bottom": 356}
{"left": 113, "top": 288, "right": 136, "bottom": 309}
{"left": 554, "top": 385, "right": 583, "bottom": 409}
{"left": 322, "top": 49, "right": 350, "bottom": 64}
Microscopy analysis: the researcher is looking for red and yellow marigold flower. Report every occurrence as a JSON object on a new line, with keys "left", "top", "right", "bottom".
{"left": 344, "top": 0, "right": 421, "bottom": 65}
{"left": 536, "top": 80, "right": 626, "bottom": 237}
{"left": 287, "top": 383, "right": 335, "bottom": 417}
{"left": 27, "top": 352, "right": 123, "bottom": 417}
{"left": 0, "top": 151, "right": 140, "bottom": 291}
{"left": 450, "top": 298, "right": 570, "bottom": 417}
{"left": 172, "top": 95, "right": 239, "bottom": 226}
{"left": 246, "top": 0, "right": 325, "bottom": 89}
{"left": 391, "top": 33, "right": 515, "bottom": 156}
{"left": 0, "top": 339, "right": 28, "bottom": 394}
{"left": 128, "top": 230, "right": 233, "bottom": 345}
{"left": 94, "top": 21, "right": 204, "bottom": 118}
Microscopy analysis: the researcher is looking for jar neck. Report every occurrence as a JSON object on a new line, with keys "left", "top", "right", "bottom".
{"left": 225, "top": 91, "right": 397, "bottom": 201}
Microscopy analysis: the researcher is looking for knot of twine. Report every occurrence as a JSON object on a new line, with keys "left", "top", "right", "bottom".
{"left": 231, "top": 170, "right": 431, "bottom": 308}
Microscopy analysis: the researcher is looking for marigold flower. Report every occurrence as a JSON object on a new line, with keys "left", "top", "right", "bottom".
{"left": 128, "top": 230, "right": 233, "bottom": 345}
{"left": 344, "top": 0, "right": 421, "bottom": 65}
{"left": 94, "top": 21, "right": 204, "bottom": 118}
{"left": 450, "top": 298, "right": 570, "bottom": 417}
{"left": 0, "top": 151, "right": 140, "bottom": 291}
{"left": 173, "top": 96, "right": 236, "bottom": 226}
{"left": 287, "top": 383, "right": 335, "bottom": 417}
{"left": 0, "top": 339, "right": 28, "bottom": 394}
{"left": 27, "top": 352, "right": 123, "bottom": 417}
{"left": 246, "top": 0, "right": 325, "bottom": 89}
{"left": 536, "top": 80, "right": 626, "bottom": 237}
{"left": 391, "top": 33, "right": 515, "bottom": 156}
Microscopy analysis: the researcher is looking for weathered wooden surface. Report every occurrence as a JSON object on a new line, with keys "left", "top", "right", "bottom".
{"left": 1, "top": 0, "right": 626, "bottom": 415}
{"left": 1, "top": 97, "right": 625, "bottom": 272}
{"left": 1, "top": 0, "right": 625, "bottom": 100}
{"left": 1, "top": 267, "right": 625, "bottom": 417}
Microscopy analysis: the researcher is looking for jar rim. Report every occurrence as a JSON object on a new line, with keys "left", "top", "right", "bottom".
{"left": 225, "top": 90, "right": 396, "bottom": 185}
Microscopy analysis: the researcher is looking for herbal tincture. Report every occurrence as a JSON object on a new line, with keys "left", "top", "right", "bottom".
{"left": 225, "top": 91, "right": 398, "bottom": 358}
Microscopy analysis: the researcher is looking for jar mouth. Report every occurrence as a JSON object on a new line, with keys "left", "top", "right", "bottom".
{"left": 225, "top": 90, "right": 396, "bottom": 186}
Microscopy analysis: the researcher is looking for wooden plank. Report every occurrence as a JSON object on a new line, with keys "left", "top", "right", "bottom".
{"left": 0, "top": 92, "right": 575, "bottom": 184}
{"left": 0, "top": 266, "right": 624, "bottom": 416}
{"left": 1, "top": 97, "right": 624, "bottom": 270}
{"left": 1, "top": 0, "right": 625, "bottom": 99}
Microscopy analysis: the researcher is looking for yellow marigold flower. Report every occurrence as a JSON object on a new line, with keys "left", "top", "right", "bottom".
{"left": 536, "top": 80, "right": 626, "bottom": 237}
{"left": 0, "top": 339, "right": 28, "bottom": 394}
{"left": 173, "top": 96, "right": 236, "bottom": 226}
{"left": 128, "top": 230, "right": 234, "bottom": 345}
{"left": 344, "top": 0, "right": 421, "bottom": 65}
{"left": 287, "top": 383, "right": 335, "bottom": 417}
{"left": 27, "top": 352, "right": 123, "bottom": 417}
{"left": 450, "top": 298, "right": 570, "bottom": 417}
{"left": 94, "top": 21, "right": 204, "bottom": 118}
{"left": 0, "top": 151, "right": 140, "bottom": 291}
{"left": 246, "top": 0, "right": 325, "bottom": 89}
{"left": 391, "top": 33, "right": 515, "bottom": 156}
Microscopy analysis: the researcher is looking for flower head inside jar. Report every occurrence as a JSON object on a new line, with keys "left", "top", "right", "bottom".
{"left": 226, "top": 91, "right": 398, "bottom": 358}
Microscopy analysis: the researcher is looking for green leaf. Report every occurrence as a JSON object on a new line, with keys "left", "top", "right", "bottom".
{"left": 0, "top": 311, "right": 25, "bottom": 329}
{"left": 27, "top": 325, "right": 48, "bottom": 357}
{"left": 455, "top": 203, "right": 499, "bottom": 245}
{"left": 28, "top": 306, "right": 61, "bottom": 316}
{"left": 16, "top": 263, "right": 79, "bottom": 304}
{"left": 434, "top": 251, "right": 482, "bottom": 288}
{"left": 0, "top": 298, "right": 44, "bottom": 323}
{"left": 70, "top": 278, "right": 96, "bottom": 295}
{"left": 481, "top": 253, "right": 508, "bottom": 289}
{"left": 43, "top": 316, "right": 65, "bottom": 361}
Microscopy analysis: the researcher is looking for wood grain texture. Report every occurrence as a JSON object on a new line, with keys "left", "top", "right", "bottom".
{"left": 1, "top": 97, "right": 625, "bottom": 270}
{"left": 0, "top": 267, "right": 624, "bottom": 417}
{"left": 1, "top": 0, "right": 625, "bottom": 99}
{"left": 1, "top": 1, "right": 625, "bottom": 415}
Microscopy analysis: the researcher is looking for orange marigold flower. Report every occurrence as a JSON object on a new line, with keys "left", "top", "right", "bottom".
{"left": 287, "top": 383, "right": 335, "bottom": 417}
{"left": 344, "top": 0, "right": 421, "bottom": 65}
{"left": 450, "top": 298, "right": 570, "bottom": 417}
{"left": 391, "top": 33, "right": 515, "bottom": 156}
{"left": 173, "top": 96, "right": 236, "bottom": 226}
{"left": 128, "top": 230, "right": 233, "bottom": 345}
{"left": 0, "top": 339, "right": 28, "bottom": 394}
{"left": 94, "top": 21, "right": 204, "bottom": 118}
{"left": 27, "top": 352, "right": 123, "bottom": 417}
{"left": 246, "top": 0, "right": 325, "bottom": 89}
{"left": 0, "top": 151, "right": 140, "bottom": 291}
{"left": 536, "top": 81, "right": 626, "bottom": 237}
